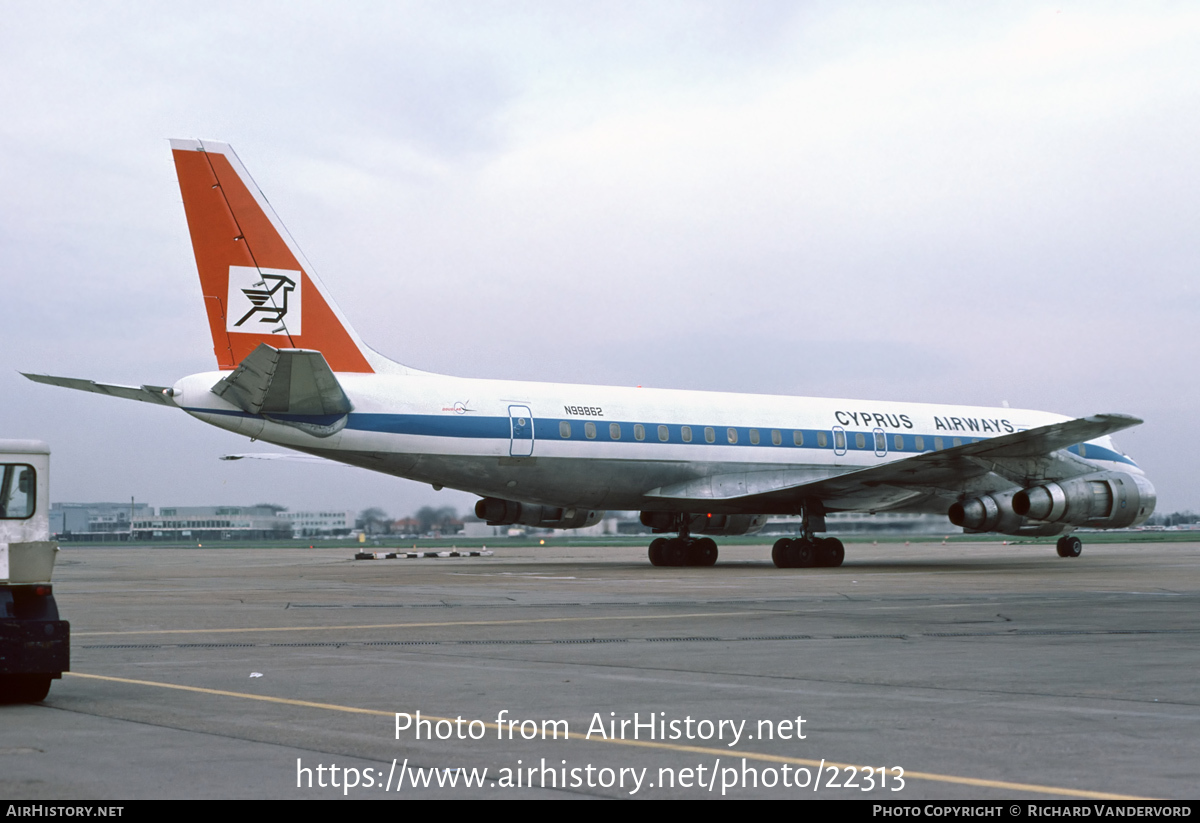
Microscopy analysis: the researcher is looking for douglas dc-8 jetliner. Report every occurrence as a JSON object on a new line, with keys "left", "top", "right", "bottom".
{"left": 25, "top": 140, "right": 1157, "bottom": 567}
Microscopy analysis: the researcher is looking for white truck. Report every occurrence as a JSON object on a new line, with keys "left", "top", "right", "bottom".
{"left": 0, "top": 440, "right": 70, "bottom": 702}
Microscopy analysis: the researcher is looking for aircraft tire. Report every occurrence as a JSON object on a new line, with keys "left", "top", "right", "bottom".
{"left": 664, "top": 538, "right": 690, "bottom": 567}
{"left": 648, "top": 538, "right": 668, "bottom": 566}
{"left": 783, "top": 541, "right": 802, "bottom": 567}
{"left": 691, "top": 537, "right": 718, "bottom": 567}
{"left": 1058, "top": 535, "right": 1082, "bottom": 558}
{"left": 772, "top": 538, "right": 793, "bottom": 568}
{"left": 818, "top": 537, "right": 845, "bottom": 567}
{"left": 794, "top": 540, "right": 816, "bottom": 568}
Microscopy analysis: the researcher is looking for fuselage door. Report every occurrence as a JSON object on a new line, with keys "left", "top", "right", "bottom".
{"left": 873, "top": 427, "right": 888, "bottom": 457}
{"left": 832, "top": 426, "right": 848, "bottom": 457}
{"left": 508, "top": 405, "right": 535, "bottom": 457}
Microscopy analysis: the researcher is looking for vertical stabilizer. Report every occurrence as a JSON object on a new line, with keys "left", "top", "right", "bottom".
{"left": 170, "top": 139, "right": 398, "bottom": 373}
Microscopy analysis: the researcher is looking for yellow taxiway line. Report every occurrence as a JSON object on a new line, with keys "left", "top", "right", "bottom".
{"left": 65, "top": 671, "right": 1152, "bottom": 800}
{"left": 72, "top": 611, "right": 762, "bottom": 637}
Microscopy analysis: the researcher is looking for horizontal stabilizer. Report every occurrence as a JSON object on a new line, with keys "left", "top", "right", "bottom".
{"left": 21, "top": 373, "right": 175, "bottom": 406}
{"left": 211, "top": 343, "right": 352, "bottom": 416}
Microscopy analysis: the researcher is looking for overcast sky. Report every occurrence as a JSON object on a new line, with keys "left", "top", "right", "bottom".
{"left": 1, "top": 1, "right": 1197, "bottom": 517}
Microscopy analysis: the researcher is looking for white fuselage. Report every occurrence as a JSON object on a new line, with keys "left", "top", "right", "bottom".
{"left": 170, "top": 370, "right": 1139, "bottom": 517}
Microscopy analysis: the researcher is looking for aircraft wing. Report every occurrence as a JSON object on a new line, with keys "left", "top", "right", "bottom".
{"left": 21, "top": 373, "right": 176, "bottom": 406}
{"left": 646, "top": 413, "right": 1143, "bottom": 510}
{"left": 939, "top": 413, "right": 1142, "bottom": 459}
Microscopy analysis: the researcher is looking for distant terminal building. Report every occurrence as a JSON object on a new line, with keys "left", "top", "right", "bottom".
{"left": 133, "top": 506, "right": 292, "bottom": 541}
{"left": 53, "top": 503, "right": 291, "bottom": 541}
{"left": 277, "top": 509, "right": 354, "bottom": 537}
{"left": 53, "top": 503, "right": 359, "bottom": 542}
{"left": 51, "top": 502, "right": 154, "bottom": 542}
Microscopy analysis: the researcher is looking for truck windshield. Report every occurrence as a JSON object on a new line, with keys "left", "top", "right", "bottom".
{"left": 0, "top": 464, "right": 35, "bottom": 519}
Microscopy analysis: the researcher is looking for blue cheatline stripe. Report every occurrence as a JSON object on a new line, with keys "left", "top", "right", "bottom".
{"left": 182, "top": 406, "right": 1138, "bottom": 466}
{"left": 347, "top": 413, "right": 510, "bottom": 439}
{"left": 1065, "top": 442, "right": 1135, "bottom": 465}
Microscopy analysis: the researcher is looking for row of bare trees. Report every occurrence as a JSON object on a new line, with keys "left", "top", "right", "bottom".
{"left": 358, "top": 506, "right": 464, "bottom": 535}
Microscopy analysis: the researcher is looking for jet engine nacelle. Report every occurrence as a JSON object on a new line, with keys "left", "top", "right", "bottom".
{"left": 639, "top": 511, "right": 677, "bottom": 532}
{"left": 639, "top": 511, "right": 768, "bottom": 536}
{"left": 947, "top": 491, "right": 1066, "bottom": 537}
{"left": 948, "top": 491, "right": 1024, "bottom": 533}
{"left": 1012, "top": 472, "right": 1156, "bottom": 529}
{"left": 693, "top": 513, "right": 768, "bottom": 536}
{"left": 475, "top": 497, "right": 604, "bottom": 530}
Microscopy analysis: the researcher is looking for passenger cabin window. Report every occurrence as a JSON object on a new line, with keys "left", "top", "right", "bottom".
{"left": 749, "top": 429, "right": 759, "bottom": 445}
{"left": 875, "top": 431, "right": 887, "bottom": 452}
{"left": 585, "top": 422, "right": 597, "bottom": 439}
{"left": 952, "top": 437, "right": 962, "bottom": 448}
{"left": 610, "top": 423, "right": 621, "bottom": 440}
{"left": 894, "top": 434, "right": 904, "bottom": 451}
{"left": 771, "top": 429, "right": 782, "bottom": 446}
{"left": 855, "top": 432, "right": 866, "bottom": 449}
{"left": 0, "top": 464, "right": 35, "bottom": 519}
{"left": 834, "top": 430, "right": 846, "bottom": 451}
{"left": 793, "top": 430, "right": 804, "bottom": 447}
{"left": 934, "top": 436, "right": 943, "bottom": 450}
{"left": 727, "top": 428, "right": 738, "bottom": 444}
{"left": 704, "top": 427, "right": 715, "bottom": 443}
{"left": 817, "top": 431, "right": 828, "bottom": 448}
{"left": 681, "top": 426, "right": 692, "bottom": 443}
{"left": 559, "top": 421, "right": 571, "bottom": 438}
{"left": 915, "top": 435, "right": 925, "bottom": 451}
{"left": 658, "top": 425, "right": 669, "bottom": 442}
{"left": 634, "top": 424, "right": 645, "bottom": 441}
{"left": 1079, "top": 444, "right": 1087, "bottom": 457}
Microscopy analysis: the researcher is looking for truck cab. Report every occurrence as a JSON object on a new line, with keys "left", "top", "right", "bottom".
{"left": 1, "top": 440, "right": 70, "bottom": 702}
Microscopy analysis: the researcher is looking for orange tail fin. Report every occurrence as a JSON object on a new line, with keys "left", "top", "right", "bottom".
{"left": 170, "top": 139, "right": 377, "bottom": 373}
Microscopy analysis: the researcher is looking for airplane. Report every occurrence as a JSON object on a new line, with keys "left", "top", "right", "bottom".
{"left": 23, "top": 139, "right": 1157, "bottom": 568}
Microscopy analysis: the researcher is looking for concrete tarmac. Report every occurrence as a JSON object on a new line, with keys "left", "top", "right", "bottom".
{"left": 1, "top": 539, "right": 1197, "bottom": 800}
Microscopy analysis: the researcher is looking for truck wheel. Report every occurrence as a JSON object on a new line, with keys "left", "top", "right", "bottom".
{"left": 0, "top": 674, "right": 52, "bottom": 704}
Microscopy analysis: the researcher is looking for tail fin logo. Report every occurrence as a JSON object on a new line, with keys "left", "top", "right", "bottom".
{"left": 226, "top": 266, "right": 303, "bottom": 335}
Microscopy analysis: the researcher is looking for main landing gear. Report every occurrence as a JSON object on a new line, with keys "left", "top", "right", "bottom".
{"left": 1056, "top": 535, "right": 1083, "bottom": 558}
{"left": 643, "top": 503, "right": 843, "bottom": 570}
{"left": 771, "top": 536, "right": 844, "bottom": 568}
{"left": 769, "top": 502, "right": 843, "bottom": 569}
{"left": 648, "top": 536, "right": 718, "bottom": 567}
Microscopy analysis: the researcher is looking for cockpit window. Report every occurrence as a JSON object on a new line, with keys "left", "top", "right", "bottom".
{"left": 0, "top": 464, "right": 35, "bottom": 519}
